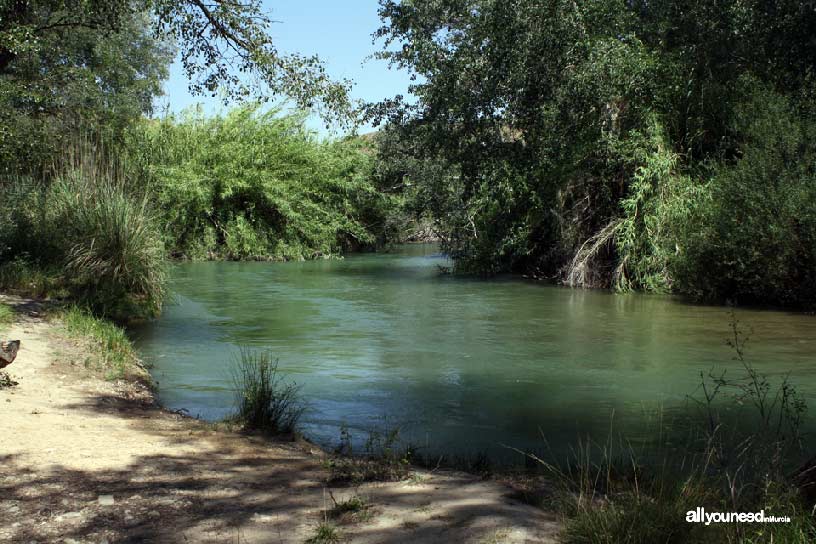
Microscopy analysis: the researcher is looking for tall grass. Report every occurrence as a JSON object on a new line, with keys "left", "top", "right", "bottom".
{"left": 0, "top": 154, "right": 167, "bottom": 320}
{"left": 230, "top": 348, "right": 304, "bottom": 435}
{"left": 50, "top": 172, "right": 167, "bottom": 319}
{"left": 534, "top": 317, "right": 816, "bottom": 543}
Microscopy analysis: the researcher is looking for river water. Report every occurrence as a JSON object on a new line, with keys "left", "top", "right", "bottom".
{"left": 131, "top": 244, "right": 816, "bottom": 461}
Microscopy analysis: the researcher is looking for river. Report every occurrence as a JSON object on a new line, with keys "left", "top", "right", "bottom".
{"left": 131, "top": 244, "right": 816, "bottom": 461}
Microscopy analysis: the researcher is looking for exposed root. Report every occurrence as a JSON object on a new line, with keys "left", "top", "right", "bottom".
{"left": 565, "top": 219, "right": 621, "bottom": 288}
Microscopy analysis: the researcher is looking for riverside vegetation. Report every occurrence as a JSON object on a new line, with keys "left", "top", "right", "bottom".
{"left": 2, "top": 1, "right": 816, "bottom": 542}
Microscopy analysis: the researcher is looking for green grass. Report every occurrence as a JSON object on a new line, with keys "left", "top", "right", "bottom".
{"left": 49, "top": 172, "right": 167, "bottom": 320}
{"left": 229, "top": 348, "right": 304, "bottom": 435}
{"left": 0, "top": 303, "right": 13, "bottom": 331}
{"left": 305, "top": 522, "right": 342, "bottom": 544}
{"left": 60, "top": 306, "right": 143, "bottom": 381}
{"left": 0, "top": 164, "right": 168, "bottom": 321}
{"left": 0, "top": 259, "right": 63, "bottom": 300}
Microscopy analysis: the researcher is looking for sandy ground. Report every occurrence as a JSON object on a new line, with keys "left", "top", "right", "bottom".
{"left": 0, "top": 296, "right": 560, "bottom": 543}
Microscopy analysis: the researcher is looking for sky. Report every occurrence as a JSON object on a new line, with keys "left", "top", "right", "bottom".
{"left": 156, "top": 0, "right": 413, "bottom": 135}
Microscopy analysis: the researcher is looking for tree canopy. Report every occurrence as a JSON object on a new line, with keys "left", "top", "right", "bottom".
{"left": 368, "top": 0, "right": 816, "bottom": 307}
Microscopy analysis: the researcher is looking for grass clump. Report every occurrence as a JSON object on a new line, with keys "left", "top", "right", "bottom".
{"left": 305, "top": 522, "right": 342, "bottom": 544}
{"left": 325, "top": 424, "right": 412, "bottom": 484}
{"left": 50, "top": 173, "right": 167, "bottom": 319}
{"left": 60, "top": 306, "right": 143, "bottom": 381}
{"left": 230, "top": 348, "right": 304, "bottom": 435}
{"left": 326, "top": 493, "right": 373, "bottom": 524}
{"left": 0, "top": 163, "right": 167, "bottom": 321}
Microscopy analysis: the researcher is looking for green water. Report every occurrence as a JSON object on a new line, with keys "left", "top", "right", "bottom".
{"left": 132, "top": 244, "right": 816, "bottom": 460}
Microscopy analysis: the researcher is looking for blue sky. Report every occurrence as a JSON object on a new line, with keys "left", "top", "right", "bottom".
{"left": 156, "top": 0, "right": 412, "bottom": 134}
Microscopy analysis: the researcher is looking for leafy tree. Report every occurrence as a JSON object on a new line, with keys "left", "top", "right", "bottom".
{"left": 370, "top": 0, "right": 816, "bottom": 307}
{"left": 127, "top": 106, "right": 393, "bottom": 260}
{"left": 0, "top": 1, "right": 355, "bottom": 175}
{"left": 0, "top": 1, "right": 352, "bottom": 115}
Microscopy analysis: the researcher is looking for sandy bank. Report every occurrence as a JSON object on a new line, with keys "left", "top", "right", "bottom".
{"left": 0, "top": 296, "right": 559, "bottom": 543}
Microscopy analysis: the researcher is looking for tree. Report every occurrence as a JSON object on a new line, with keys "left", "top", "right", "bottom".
{"left": 0, "top": 1, "right": 352, "bottom": 120}
{"left": 368, "top": 0, "right": 816, "bottom": 307}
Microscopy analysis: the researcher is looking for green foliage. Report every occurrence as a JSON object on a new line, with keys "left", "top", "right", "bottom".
{"left": 230, "top": 348, "right": 304, "bottom": 435}
{"left": 128, "top": 106, "right": 393, "bottom": 260}
{"left": 372, "top": 0, "right": 816, "bottom": 306}
{"left": 670, "top": 82, "right": 816, "bottom": 308}
{"left": 60, "top": 306, "right": 143, "bottom": 381}
{"left": 611, "top": 119, "right": 702, "bottom": 293}
{"left": 0, "top": 162, "right": 167, "bottom": 320}
{"left": 305, "top": 522, "right": 342, "bottom": 544}
{"left": 52, "top": 173, "right": 167, "bottom": 318}
{"left": 0, "top": 303, "right": 12, "bottom": 330}
{"left": 0, "top": 1, "right": 352, "bottom": 136}
{"left": 0, "top": 7, "right": 172, "bottom": 177}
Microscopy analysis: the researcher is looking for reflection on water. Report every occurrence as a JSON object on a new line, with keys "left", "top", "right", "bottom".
{"left": 131, "top": 244, "right": 816, "bottom": 460}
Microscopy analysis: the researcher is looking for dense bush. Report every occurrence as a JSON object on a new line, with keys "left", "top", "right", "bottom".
{"left": 128, "top": 107, "right": 395, "bottom": 260}
{"left": 670, "top": 84, "right": 816, "bottom": 308}
{"left": 0, "top": 165, "right": 167, "bottom": 320}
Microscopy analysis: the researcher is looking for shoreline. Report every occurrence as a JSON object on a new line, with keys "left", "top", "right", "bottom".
{"left": 0, "top": 295, "right": 559, "bottom": 543}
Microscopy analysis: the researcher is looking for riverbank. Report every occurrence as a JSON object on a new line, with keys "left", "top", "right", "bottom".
{"left": 0, "top": 295, "right": 559, "bottom": 543}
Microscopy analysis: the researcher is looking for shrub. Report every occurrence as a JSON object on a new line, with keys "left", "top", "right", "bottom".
{"left": 0, "top": 162, "right": 167, "bottom": 320}
{"left": 305, "top": 522, "right": 342, "bottom": 544}
{"left": 669, "top": 81, "right": 816, "bottom": 309}
{"left": 327, "top": 493, "right": 373, "bottom": 523}
{"left": 325, "top": 424, "right": 411, "bottom": 484}
{"left": 49, "top": 172, "right": 167, "bottom": 319}
{"left": 127, "top": 106, "right": 395, "bottom": 260}
{"left": 230, "top": 348, "right": 304, "bottom": 435}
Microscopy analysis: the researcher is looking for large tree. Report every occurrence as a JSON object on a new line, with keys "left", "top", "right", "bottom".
{"left": 0, "top": 1, "right": 354, "bottom": 174}
{"left": 0, "top": 1, "right": 351, "bottom": 114}
{"left": 369, "top": 0, "right": 816, "bottom": 307}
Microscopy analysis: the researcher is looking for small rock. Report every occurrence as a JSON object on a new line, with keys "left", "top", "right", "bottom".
{"left": 98, "top": 495, "right": 114, "bottom": 506}
{"left": 56, "top": 512, "right": 82, "bottom": 522}
{"left": 147, "top": 510, "right": 160, "bottom": 518}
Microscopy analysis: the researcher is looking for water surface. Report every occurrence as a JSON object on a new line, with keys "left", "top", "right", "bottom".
{"left": 132, "top": 245, "right": 816, "bottom": 460}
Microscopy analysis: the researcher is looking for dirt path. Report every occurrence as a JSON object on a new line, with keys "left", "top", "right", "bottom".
{"left": 0, "top": 297, "right": 560, "bottom": 543}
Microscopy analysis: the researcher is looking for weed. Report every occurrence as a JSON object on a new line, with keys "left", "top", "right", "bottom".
{"left": 305, "top": 522, "right": 341, "bottom": 544}
{"left": 530, "top": 315, "right": 816, "bottom": 543}
{"left": 327, "top": 492, "right": 373, "bottom": 523}
{"left": 229, "top": 348, "right": 303, "bottom": 435}
{"left": 0, "top": 303, "right": 12, "bottom": 330}
{"left": 325, "top": 423, "right": 411, "bottom": 484}
{"left": 60, "top": 306, "right": 143, "bottom": 381}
